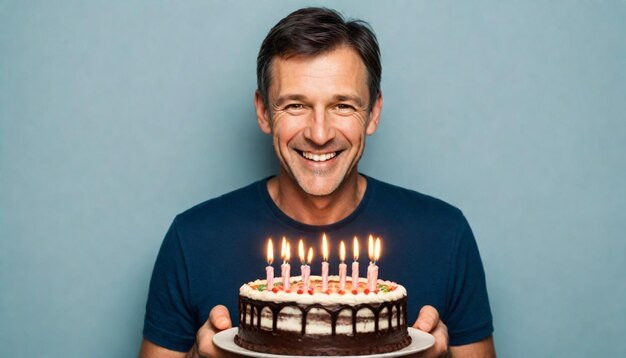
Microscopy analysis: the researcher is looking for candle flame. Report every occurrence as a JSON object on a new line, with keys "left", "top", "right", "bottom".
{"left": 374, "top": 237, "right": 381, "bottom": 262}
{"left": 298, "top": 239, "right": 305, "bottom": 264}
{"left": 368, "top": 234, "right": 374, "bottom": 261}
{"left": 267, "top": 238, "right": 274, "bottom": 265}
{"left": 307, "top": 247, "right": 313, "bottom": 264}
{"left": 322, "top": 233, "right": 329, "bottom": 261}
{"left": 281, "top": 237, "right": 287, "bottom": 262}
{"left": 285, "top": 242, "right": 291, "bottom": 262}
{"left": 353, "top": 236, "right": 359, "bottom": 261}
{"left": 340, "top": 241, "right": 346, "bottom": 262}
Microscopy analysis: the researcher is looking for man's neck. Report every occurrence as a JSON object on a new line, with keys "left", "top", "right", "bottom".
{"left": 267, "top": 169, "right": 367, "bottom": 226}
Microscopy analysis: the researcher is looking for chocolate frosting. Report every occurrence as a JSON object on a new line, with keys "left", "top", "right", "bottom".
{"left": 236, "top": 295, "right": 411, "bottom": 355}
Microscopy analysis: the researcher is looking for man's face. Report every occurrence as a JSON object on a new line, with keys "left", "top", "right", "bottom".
{"left": 256, "top": 46, "right": 382, "bottom": 196}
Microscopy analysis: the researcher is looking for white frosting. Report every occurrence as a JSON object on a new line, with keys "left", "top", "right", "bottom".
{"left": 240, "top": 275, "right": 406, "bottom": 305}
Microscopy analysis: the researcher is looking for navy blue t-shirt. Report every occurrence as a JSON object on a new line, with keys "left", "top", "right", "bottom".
{"left": 143, "top": 175, "right": 493, "bottom": 351}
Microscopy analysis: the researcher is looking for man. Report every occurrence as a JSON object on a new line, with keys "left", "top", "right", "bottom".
{"left": 140, "top": 7, "right": 495, "bottom": 358}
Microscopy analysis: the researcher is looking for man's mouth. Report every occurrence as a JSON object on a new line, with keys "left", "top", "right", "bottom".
{"left": 299, "top": 151, "right": 339, "bottom": 162}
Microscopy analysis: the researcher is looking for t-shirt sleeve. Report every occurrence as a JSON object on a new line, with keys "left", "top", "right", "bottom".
{"left": 444, "top": 213, "right": 494, "bottom": 346}
{"left": 142, "top": 217, "right": 197, "bottom": 352}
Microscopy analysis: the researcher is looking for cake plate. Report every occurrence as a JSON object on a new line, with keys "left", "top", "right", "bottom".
{"left": 213, "top": 327, "right": 435, "bottom": 358}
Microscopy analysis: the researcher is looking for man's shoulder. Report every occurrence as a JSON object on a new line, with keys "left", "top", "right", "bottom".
{"left": 367, "top": 175, "right": 463, "bottom": 219}
{"left": 174, "top": 178, "right": 267, "bottom": 227}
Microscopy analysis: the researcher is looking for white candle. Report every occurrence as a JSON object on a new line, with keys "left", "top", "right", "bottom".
{"left": 352, "top": 236, "right": 359, "bottom": 289}
{"left": 339, "top": 241, "right": 347, "bottom": 291}
{"left": 266, "top": 238, "right": 274, "bottom": 290}
{"left": 322, "top": 234, "right": 329, "bottom": 291}
{"left": 281, "top": 239, "right": 291, "bottom": 290}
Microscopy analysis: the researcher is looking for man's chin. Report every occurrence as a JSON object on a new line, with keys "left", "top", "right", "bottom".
{"left": 295, "top": 176, "right": 346, "bottom": 197}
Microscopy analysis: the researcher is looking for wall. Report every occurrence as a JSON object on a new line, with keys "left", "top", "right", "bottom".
{"left": 1, "top": 1, "right": 625, "bottom": 357}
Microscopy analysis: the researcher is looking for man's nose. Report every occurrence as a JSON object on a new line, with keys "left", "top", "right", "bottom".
{"left": 303, "top": 108, "right": 336, "bottom": 145}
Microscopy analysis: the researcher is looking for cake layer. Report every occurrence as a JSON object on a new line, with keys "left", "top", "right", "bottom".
{"left": 239, "top": 297, "right": 406, "bottom": 335}
{"left": 236, "top": 276, "right": 411, "bottom": 356}
{"left": 235, "top": 329, "right": 412, "bottom": 356}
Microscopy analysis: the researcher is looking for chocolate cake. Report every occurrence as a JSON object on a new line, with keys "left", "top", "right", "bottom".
{"left": 235, "top": 275, "right": 411, "bottom": 356}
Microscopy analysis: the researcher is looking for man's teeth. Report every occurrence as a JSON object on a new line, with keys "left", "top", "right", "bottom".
{"left": 302, "top": 152, "right": 337, "bottom": 162}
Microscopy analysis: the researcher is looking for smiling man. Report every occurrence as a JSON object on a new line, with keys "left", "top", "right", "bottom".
{"left": 140, "top": 7, "right": 495, "bottom": 358}
{"left": 258, "top": 45, "right": 380, "bottom": 225}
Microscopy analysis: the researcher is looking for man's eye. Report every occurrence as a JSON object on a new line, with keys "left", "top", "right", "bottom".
{"left": 335, "top": 104, "right": 355, "bottom": 111}
{"left": 286, "top": 104, "right": 304, "bottom": 110}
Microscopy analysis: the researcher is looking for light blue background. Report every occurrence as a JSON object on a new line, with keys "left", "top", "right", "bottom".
{"left": 1, "top": 1, "right": 625, "bottom": 357}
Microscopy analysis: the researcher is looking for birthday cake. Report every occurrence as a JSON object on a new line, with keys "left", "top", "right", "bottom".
{"left": 235, "top": 275, "right": 411, "bottom": 356}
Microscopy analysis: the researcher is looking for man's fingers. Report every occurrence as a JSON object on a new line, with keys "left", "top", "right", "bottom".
{"left": 209, "top": 305, "right": 232, "bottom": 331}
{"left": 193, "top": 306, "right": 234, "bottom": 358}
{"left": 408, "top": 316, "right": 449, "bottom": 358}
{"left": 429, "top": 319, "right": 449, "bottom": 357}
{"left": 413, "top": 305, "right": 440, "bottom": 332}
{"left": 410, "top": 306, "right": 448, "bottom": 357}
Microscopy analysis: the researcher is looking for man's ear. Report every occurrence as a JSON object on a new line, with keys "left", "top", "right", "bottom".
{"left": 254, "top": 90, "right": 272, "bottom": 135}
{"left": 366, "top": 92, "right": 383, "bottom": 136}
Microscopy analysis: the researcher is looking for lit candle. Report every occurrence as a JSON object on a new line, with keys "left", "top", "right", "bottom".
{"left": 266, "top": 238, "right": 274, "bottom": 290}
{"left": 352, "top": 236, "right": 359, "bottom": 290}
{"left": 339, "top": 241, "right": 347, "bottom": 291}
{"left": 321, "top": 234, "right": 329, "bottom": 292}
{"left": 281, "top": 237, "right": 291, "bottom": 290}
{"left": 367, "top": 236, "right": 381, "bottom": 292}
{"left": 366, "top": 235, "right": 374, "bottom": 288}
{"left": 306, "top": 247, "right": 313, "bottom": 290}
{"left": 299, "top": 240, "right": 311, "bottom": 290}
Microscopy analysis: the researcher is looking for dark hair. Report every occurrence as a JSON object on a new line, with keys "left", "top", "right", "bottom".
{"left": 257, "top": 7, "right": 381, "bottom": 110}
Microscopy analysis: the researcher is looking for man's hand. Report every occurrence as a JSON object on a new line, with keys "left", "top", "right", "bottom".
{"left": 138, "top": 305, "right": 237, "bottom": 358}
{"left": 186, "top": 305, "right": 237, "bottom": 358}
{"left": 410, "top": 306, "right": 496, "bottom": 358}
{"left": 411, "top": 305, "right": 450, "bottom": 358}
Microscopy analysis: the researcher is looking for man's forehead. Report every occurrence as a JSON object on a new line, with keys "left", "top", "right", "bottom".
{"left": 271, "top": 46, "right": 365, "bottom": 72}
{"left": 267, "top": 47, "right": 369, "bottom": 101}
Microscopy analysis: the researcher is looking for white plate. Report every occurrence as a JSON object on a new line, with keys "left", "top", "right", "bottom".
{"left": 213, "top": 327, "right": 435, "bottom": 358}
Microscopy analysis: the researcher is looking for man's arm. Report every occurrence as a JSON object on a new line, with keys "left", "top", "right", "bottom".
{"left": 449, "top": 336, "right": 495, "bottom": 358}
{"left": 139, "top": 305, "right": 237, "bottom": 358}
{"left": 413, "top": 306, "right": 496, "bottom": 358}
{"left": 139, "top": 339, "right": 186, "bottom": 358}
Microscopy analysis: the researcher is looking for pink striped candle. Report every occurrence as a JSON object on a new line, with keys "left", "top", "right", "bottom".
{"left": 322, "top": 262, "right": 329, "bottom": 291}
{"left": 367, "top": 262, "right": 378, "bottom": 291}
{"left": 352, "top": 236, "right": 359, "bottom": 289}
{"left": 339, "top": 263, "right": 347, "bottom": 291}
{"left": 281, "top": 240, "right": 291, "bottom": 290}
{"left": 339, "top": 241, "right": 347, "bottom": 291}
{"left": 301, "top": 264, "right": 311, "bottom": 290}
{"left": 321, "top": 234, "right": 329, "bottom": 291}
{"left": 366, "top": 236, "right": 381, "bottom": 292}
{"left": 266, "top": 238, "right": 274, "bottom": 289}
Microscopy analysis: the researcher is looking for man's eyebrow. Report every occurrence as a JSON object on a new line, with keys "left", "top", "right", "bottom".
{"left": 275, "top": 94, "right": 307, "bottom": 106}
{"left": 274, "top": 94, "right": 365, "bottom": 107}
{"left": 334, "top": 95, "right": 364, "bottom": 107}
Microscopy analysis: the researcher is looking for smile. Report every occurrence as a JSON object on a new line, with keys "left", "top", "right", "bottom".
{"left": 300, "top": 151, "right": 338, "bottom": 162}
